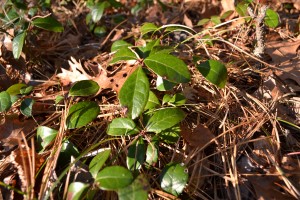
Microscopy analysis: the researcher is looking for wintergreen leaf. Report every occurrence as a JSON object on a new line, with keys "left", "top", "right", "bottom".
{"left": 32, "top": 16, "right": 64, "bottom": 32}
{"left": 107, "top": 118, "right": 140, "bottom": 136}
{"left": 36, "top": 126, "right": 58, "bottom": 152}
{"left": 149, "top": 45, "right": 173, "bottom": 56}
{"left": 117, "top": 174, "right": 150, "bottom": 200}
{"left": 66, "top": 101, "right": 100, "bottom": 129}
{"left": 211, "top": 15, "right": 221, "bottom": 25}
{"left": 67, "top": 182, "right": 90, "bottom": 200}
{"left": 160, "top": 163, "right": 188, "bottom": 196}
{"left": 137, "top": 39, "right": 160, "bottom": 58}
{"left": 220, "top": 10, "right": 234, "bottom": 19}
{"left": 20, "top": 86, "right": 33, "bottom": 95}
{"left": 144, "top": 53, "right": 190, "bottom": 83}
{"left": 235, "top": 2, "right": 249, "bottom": 17}
{"left": 119, "top": 67, "right": 149, "bottom": 119}
{"left": 144, "top": 91, "right": 160, "bottom": 111}
{"left": 156, "top": 76, "right": 176, "bottom": 91}
{"left": 111, "top": 40, "right": 132, "bottom": 52}
{"left": 0, "top": 91, "right": 11, "bottom": 112}
{"left": 91, "top": 2, "right": 110, "bottom": 23}
{"left": 6, "top": 83, "right": 27, "bottom": 95}
{"left": 12, "top": 31, "right": 26, "bottom": 59}
{"left": 110, "top": 47, "right": 138, "bottom": 65}
{"left": 69, "top": 80, "right": 99, "bottom": 96}
{"left": 146, "top": 108, "right": 185, "bottom": 133}
{"left": 158, "top": 125, "right": 180, "bottom": 144}
{"left": 141, "top": 22, "right": 158, "bottom": 35}
{"left": 197, "top": 18, "right": 210, "bottom": 26}
{"left": 20, "top": 98, "right": 34, "bottom": 117}
{"left": 196, "top": 60, "right": 227, "bottom": 88}
{"left": 58, "top": 140, "right": 79, "bottom": 167}
{"left": 96, "top": 166, "right": 133, "bottom": 190}
{"left": 168, "top": 93, "right": 186, "bottom": 106}
{"left": 89, "top": 148, "right": 111, "bottom": 179}
{"left": 55, "top": 95, "right": 64, "bottom": 104}
{"left": 93, "top": 26, "right": 106, "bottom": 37}
{"left": 146, "top": 136, "right": 159, "bottom": 166}
{"left": 265, "top": 8, "right": 279, "bottom": 28}
{"left": 127, "top": 137, "right": 146, "bottom": 171}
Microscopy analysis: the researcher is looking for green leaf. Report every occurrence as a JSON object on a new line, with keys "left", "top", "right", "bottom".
{"left": 119, "top": 67, "right": 150, "bottom": 119}
{"left": 110, "top": 47, "right": 138, "bottom": 65}
{"left": 69, "top": 80, "right": 100, "bottom": 96}
{"left": 6, "top": 83, "right": 27, "bottom": 95}
{"left": 111, "top": 40, "right": 132, "bottom": 52}
{"left": 11, "top": 0, "right": 27, "bottom": 9}
{"left": 160, "top": 163, "right": 188, "bottom": 196}
{"left": 211, "top": 15, "right": 221, "bottom": 25}
{"left": 196, "top": 60, "right": 227, "bottom": 88}
{"left": 20, "top": 86, "right": 33, "bottom": 95}
{"left": 20, "top": 98, "right": 34, "bottom": 117}
{"left": 197, "top": 18, "right": 210, "bottom": 26}
{"left": 32, "top": 16, "right": 64, "bottom": 32}
{"left": 117, "top": 174, "right": 150, "bottom": 200}
{"left": 144, "top": 53, "right": 190, "bottom": 83}
{"left": 220, "top": 10, "right": 234, "bottom": 19}
{"left": 93, "top": 26, "right": 106, "bottom": 37}
{"left": 141, "top": 22, "right": 158, "bottom": 35}
{"left": 156, "top": 76, "right": 176, "bottom": 91}
{"left": 144, "top": 91, "right": 160, "bottom": 111}
{"left": 235, "top": 2, "right": 249, "bottom": 17}
{"left": 265, "top": 8, "right": 279, "bottom": 28}
{"left": 0, "top": 91, "right": 12, "bottom": 112}
{"left": 146, "top": 108, "right": 185, "bottom": 133}
{"left": 66, "top": 101, "right": 100, "bottom": 129}
{"left": 91, "top": 2, "right": 110, "bottom": 23}
{"left": 146, "top": 137, "right": 159, "bottom": 166}
{"left": 96, "top": 166, "right": 133, "bottom": 190}
{"left": 149, "top": 45, "right": 173, "bottom": 56}
{"left": 67, "top": 182, "right": 90, "bottom": 200}
{"left": 127, "top": 137, "right": 146, "bottom": 171}
{"left": 168, "top": 93, "right": 186, "bottom": 106}
{"left": 158, "top": 125, "right": 180, "bottom": 144}
{"left": 89, "top": 148, "right": 111, "bottom": 179}
{"left": 36, "top": 126, "right": 58, "bottom": 152}
{"left": 55, "top": 95, "right": 64, "bottom": 104}
{"left": 12, "top": 31, "right": 26, "bottom": 59}
{"left": 107, "top": 118, "right": 140, "bottom": 136}
{"left": 59, "top": 140, "right": 79, "bottom": 167}
{"left": 162, "top": 94, "right": 172, "bottom": 105}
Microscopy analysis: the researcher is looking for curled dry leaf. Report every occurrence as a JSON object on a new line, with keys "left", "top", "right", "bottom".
{"left": 181, "top": 123, "right": 215, "bottom": 149}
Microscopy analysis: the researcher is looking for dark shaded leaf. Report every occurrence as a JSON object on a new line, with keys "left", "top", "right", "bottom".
{"left": 89, "top": 148, "right": 111, "bottom": 179}
{"left": 127, "top": 137, "right": 146, "bottom": 171}
{"left": 32, "top": 16, "right": 64, "bottom": 32}
{"left": 20, "top": 98, "right": 34, "bottom": 117}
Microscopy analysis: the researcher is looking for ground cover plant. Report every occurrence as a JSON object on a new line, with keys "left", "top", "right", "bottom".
{"left": 0, "top": 0, "right": 300, "bottom": 199}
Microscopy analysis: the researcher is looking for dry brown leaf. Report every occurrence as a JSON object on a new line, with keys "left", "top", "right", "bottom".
{"left": 181, "top": 124, "right": 215, "bottom": 149}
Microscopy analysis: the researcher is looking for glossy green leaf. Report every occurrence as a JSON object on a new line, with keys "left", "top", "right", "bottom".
{"left": 0, "top": 91, "right": 11, "bottom": 112}
{"left": 55, "top": 95, "right": 64, "bottom": 104}
{"left": 69, "top": 80, "right": 99, "bottom": 96}
{"left": 96, "top": 166, "right": 133, "bottom": 190}
{"left": 12, "top": 31, "right": 26, "bottom": 59}
{"left": 67, "top": 182, "right": 89, "bottom": 200}
{"left": 127, "top": 137, "right": 146, "bottom": 171}
{"left": 107, "top": 118, "right": 139, "bottom": 136}
{"left": 149, "top": 45, "right": 173, "bottom": 56}
{"left": 119, "top": 67, "right": 149, "bottom": 119}
{"left": 160, "top": 163, "right": 188, "bottom": 196}
{"left": 162, "top": 94, "right": 172, "bottom": 105}
{"left": 32, "top": 16, "right": 64, "bottom": 32}
{"left": 10, "top": 95, "right": 19, "bottom": 104}
{"left": 197, "top": 18, "right": 210, "bottom": 26}
{"left": 158, "top": 125, "right": 180, "bottom": 144}
{"left": 144, "top": 91, "right": 160, "bottom": 111}
{"left": 265, "top": 8, "right": 279, "bottom": 28}
{"left": 110, "top": 47, "right": 138, "bottom": 65}
{"left": 144, "top": 53, "right": 190, "bottom": 83}
{"left": 168, "top": 93, "right": 186, "bottom": 106}
{"left": 37, "top": 126, "right": 58, "bottom": 152}
{"left": 20, "top": 98, "right": 34, "bottom": 117}
{"left": 146, "top": 136, "right": 159, "bottom": 166}
{"left": 235, "top": 2, "right": 249, "bottom": 17}
{"left": 20, "top": 86, "right": 33, "bottom": 95}
{"left": 196, "top": 60, "right": 227, "bottom": 88}
{"left": 66, "top": 101, "right": 100, "bottom": 129}
{"left": 156, "top": 76, "right": 176, "bottom": 91}
{"left": 91, "top": 2, "right": 110, "bottom": 23}
{"left": 117, "top": 174, "right": 150, "bottom": 200}
{"left": 137, "top": 39, "right": 160, "bottom": 58}
{"left": 111, "top": 40, "right": 132, "bottom": 52}
{"left": 6, "top": 83, "right": 27, "bottom": 95}
{"left": 89, "top": 148, "right": 111, "bottom": 179}
{"left": 146, "top": 108, "right": 185, "bottom": 133}
{"left": 211, "top": 15, "right": 221, "bottom": 25}
{"left": 141, "top": 22, "right": 158, "bottom": 35}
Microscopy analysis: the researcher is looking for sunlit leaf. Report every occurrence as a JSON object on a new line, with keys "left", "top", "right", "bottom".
{"left": 110, "top": 47, "right": 138, "bottom": 65}
{"left": 196, "top": 60, "right": 227, "bottom": 88}
{"left": 127, "top": 137, "right": 146, "bottom": 171}
{"left": 158, "top": 125, "right": 181, "bottom": 144}
{"left": 235, "top": 2, "right": 249, "bottom": 17}
{"left": 67, "top": 182, "right": 90, "bottom": 200}
{"left": 20, "top": 86, "right": 33, "bottom": 95}
{"left": 107, "top": 118, "right": 140, "bottom": 136}
{"left": 6, "top": 83, "right": 26, "bottom": 95}
{"left": 12, "top": 31, "right": 26, "bottom": 59}
{"left": 220, "top": 10, "right": 234, "bottom": 19}
{"left": 111, "top": 40, "right": 132, "bottom": 52}
{"left": 69, "top": 80, "right": 99, "bottom": 96}
{"left": 119, "top": 67, "right": 149, "bottom": 119}
{"left": 37, "top": 126, "right": 58, "bottom": 152}
{"left": 146, "top": 136, "right": 159, "bottom": 166}
{"left": 197, "top": 18, "right": 210, "bottom": 26}
{"left": 89, "top": 148, "right": 111, "bottom": 179}
{"left": 20, "top": 98, "right": 34, "bottom": 117}
{"left": 144, "top": 91, "right": 160, "bottom": 111}
{"left": 96, "top": 166, "right": 133, "bottom": 190}
{"left": 146, "top": 108, "right": 185, "bottom": 133}
{"left": 66, "top": 101, "right": 100, "bottom": 129}
{"left": 0, "top": 91, "right": 11, "bottom": 112}
{"left": 211, "top": 15, "right": 221, "bottom": 25}
{"left": 91, "top": 2, "right": 110, "bottom": 23}
{"left": 265, "top": 8, "right": 279, "bottom": 28}
{"left": 32, "top": 16, "right": 64, "bottom": 32}
{"left": 160, "top": 163, "right": 188, "bottom": 196}
{"left": 168, "top": 93, "right": 186, "bottom": 106}
{"left": 156, "top": 76, "right": 176, "bottom": 91}
{"left": 141, "top": 22, "right": 158, "bottom": 35}
{"left": 144, "top": 53, "right": 190, "bottom": 83}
